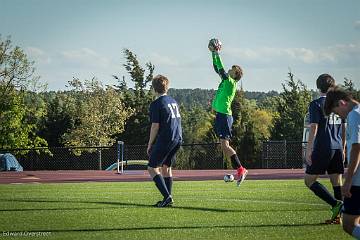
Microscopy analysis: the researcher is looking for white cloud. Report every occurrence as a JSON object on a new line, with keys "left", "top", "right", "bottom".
{"left": 25, "top": 47, "right": 51, "bottom": 64}
{"left": 149, "top": 52, "right": 180, "bottom": 67}
{"left": 61, "top": 48, "right": 97, "bottom": 59}
{"left": 284, "top": 48, "right": 316, "bottom": 63}
{"left": 60, "top": 48, "right": 111, "bottom": 68}
{"left": 225, "top": 43, "right": 360, "bottom": 66}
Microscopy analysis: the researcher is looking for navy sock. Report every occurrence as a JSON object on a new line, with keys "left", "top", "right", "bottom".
{"left": 333, "top": 186, "right": 342, "bottom": 201}
{"left": 164, "top": 177, "right": 173, "bottom": 195}
{"left": 153, "top": 174, "right": 170, "bottom": 199}
{"left": 230, "top": 154, "right": 241, "bottom": 169}
{"left": 310, "top": 181, "right": 337, "bottom": 207}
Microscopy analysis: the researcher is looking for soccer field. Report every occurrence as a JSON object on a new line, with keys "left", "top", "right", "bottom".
{"left": 0, "top": 180, "right": 351, "bottom": 240}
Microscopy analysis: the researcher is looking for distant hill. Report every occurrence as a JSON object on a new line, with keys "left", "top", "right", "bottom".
{"left": 168, "top": 88, "right": 280, "bottom": 108}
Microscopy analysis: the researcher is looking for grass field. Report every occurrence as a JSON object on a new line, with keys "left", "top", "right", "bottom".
{"left": 0, "top": 179, "right": 351, "bottom": 240}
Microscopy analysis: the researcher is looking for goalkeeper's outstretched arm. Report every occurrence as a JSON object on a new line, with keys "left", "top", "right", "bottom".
{"left": 212, "top": 51, "right": 228, "bottom": 80}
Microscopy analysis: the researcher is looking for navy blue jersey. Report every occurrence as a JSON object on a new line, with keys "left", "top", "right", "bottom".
{"left": 309, "top": 96, "right": 343, "bottom": 151}
{"left": 149, "top": 95, "right": 182, "bottom": 143}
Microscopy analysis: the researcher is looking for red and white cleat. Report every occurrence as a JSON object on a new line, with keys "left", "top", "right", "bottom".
{"left": 236, "top": 167, "right": 248, "bottom": 187}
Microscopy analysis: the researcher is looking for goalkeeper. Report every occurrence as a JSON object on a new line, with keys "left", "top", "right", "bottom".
{"left": 209, "top": 39, "right": 248, "bottom": 186}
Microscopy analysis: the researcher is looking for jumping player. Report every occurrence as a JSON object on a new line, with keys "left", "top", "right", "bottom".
{"left": 147, "top": 74, "right": 182, "bottom": 208}
{"left": 324, "top": 87, "right": 360, "bottom": 239}
{"left": 304, "top": 74, "right": 345, "bottom": 223}
{"left": 208, "top": 39, "right": 248, "bottom": 186}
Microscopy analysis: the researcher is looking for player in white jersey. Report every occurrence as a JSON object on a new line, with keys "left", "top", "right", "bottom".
{"left": 325, "top": 87, "right": 360, "bottom": 239}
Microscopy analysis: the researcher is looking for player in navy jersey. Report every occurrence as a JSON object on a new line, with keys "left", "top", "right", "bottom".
{"left": 304, "top": 74, "right": 345, "bottom": 223}
{"left": 147, "top": 74, "right": 182, "bottom": 208}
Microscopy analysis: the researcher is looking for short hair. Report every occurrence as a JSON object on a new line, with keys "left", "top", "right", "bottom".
{"left": 232, "top": 65, "right": 243, "bottom": 81}
{"left": 152, "top": 74, "right": 169, "bottom": 94}
{"left": 316, "top": 74, "right": 335, "bottom": 93}
{"left": 324, "top": 86, "right": 352, "bottom": 116}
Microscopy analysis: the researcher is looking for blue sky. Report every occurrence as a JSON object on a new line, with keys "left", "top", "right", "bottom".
{"left": 1, "top": 0, "right": 359, "bottom": 92}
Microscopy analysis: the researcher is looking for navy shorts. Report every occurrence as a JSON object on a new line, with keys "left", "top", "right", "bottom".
{"left": 148, "top": 140, "right": 181, "bottom": 168}
{"left": 343, "top": 186, "right": 360, "bottom": 215}
{"left": 305, "top": 149, "right": 344, "bottom": 175}
{"left": 215, "top": 112, "right": 233, "bottom": 140}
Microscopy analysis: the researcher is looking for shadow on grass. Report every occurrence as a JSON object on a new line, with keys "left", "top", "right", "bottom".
{"left": 4, "top": 222, "right": 329, "bottom": 234}
{"left": 0, "top": 198, "right": 326, "bottom": 213}
{"left": 0, "top": 207, "right": 116, "bottom": 212}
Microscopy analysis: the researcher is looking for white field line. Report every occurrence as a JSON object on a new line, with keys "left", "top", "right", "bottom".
{"left": 180, "top": 197, "right": 326, "bottom": 207}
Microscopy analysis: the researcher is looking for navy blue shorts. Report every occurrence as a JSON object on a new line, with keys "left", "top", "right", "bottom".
{"left": 148, "top": 140, "right": 181, "bottom": 168}
{"left": 343, "top": 186, "right": 360, "bottom": 215}
{"left": 215, "top": 112, "right": 233, "bottom": 140}
{"left": 305, "top": 149, "right": 344, "bottom": 175}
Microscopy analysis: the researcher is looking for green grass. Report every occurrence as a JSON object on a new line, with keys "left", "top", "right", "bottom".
{"left": 0, "top": 179, "right": 351, "bottom": 240}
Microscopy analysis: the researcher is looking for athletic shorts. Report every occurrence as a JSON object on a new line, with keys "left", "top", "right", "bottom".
{"left": 214, "top": 112, "right": 233, "bottom": 140}
{"left": 305, "top": 149, "right": 344, "bottom": 175}
{"left": 148, "top": 140, "right": 181, "bottom": 168}
{"left": 343, "top": 186, "right": 360, "bottom": 215}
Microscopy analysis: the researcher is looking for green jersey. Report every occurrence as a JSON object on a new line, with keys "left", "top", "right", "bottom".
{"left": 211, "top": 52, "right": 237, "bottom": 115}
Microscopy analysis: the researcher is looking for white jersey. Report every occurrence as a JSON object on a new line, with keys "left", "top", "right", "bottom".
{"left": 346, "top": 104, "right": 360, "bottom": 186}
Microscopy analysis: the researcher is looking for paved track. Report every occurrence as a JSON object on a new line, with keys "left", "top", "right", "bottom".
{"left": 0, "top": 169, "right": 307, "bottom": 184}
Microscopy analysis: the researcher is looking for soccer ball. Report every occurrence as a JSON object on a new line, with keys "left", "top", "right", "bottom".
{"left": 224, "top": 174, "right": 234, "bottom": 182}
{"left": 208, "top": 38, "right": 222, "bottom": 51}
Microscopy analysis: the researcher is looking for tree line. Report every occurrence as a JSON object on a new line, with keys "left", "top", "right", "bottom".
{"left": 1, "top": 36, "right": 359, "bottom": 166}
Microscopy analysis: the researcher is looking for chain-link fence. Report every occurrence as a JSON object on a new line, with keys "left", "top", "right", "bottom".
{"left": 1, "top": 141, "right": 306, "bottom": 170}
{"left": 123, "top": 143, "right": 223, "bottom": 170}
{"left": 262, "top": 141, "right": 305, "bottom": 168}
{"left": 0, "top": 143, "right": 223, "bottom": 171}
{"left": 0, "top": 146, "right": 117, "bottom": 171}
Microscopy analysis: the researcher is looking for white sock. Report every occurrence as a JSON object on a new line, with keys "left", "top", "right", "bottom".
{"left": 352, "top": 224, "right": 360, "bottom": 239}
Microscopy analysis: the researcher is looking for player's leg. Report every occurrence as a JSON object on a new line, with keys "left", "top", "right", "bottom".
{"left": 160, "top": 165, "right": 174, "bottom": 207}
{"left": 162, "top": 165, "right": 172, "bottom": 195}
{"left": 327, "top": 149, "right": 345, "bottom": 221}
{"left": 148, "top": 166, "right": 170, "bottom": 203}
{"left": 342, "top": 186, "right": 360, "bottom": 238}
{"left": 325, "top": 173, "right": 343, "bottom": 223}
{"left": 329, "top": 173, "right": 342, "bottom": 201}
{"left": 305, "top": 149, "right": 339, "bottom": 209}
{"left": 215, "top": 112, "right": 247, "bottom": 186}
{"left": 342, "top": 214, "right": 360, "bottom": 238}
{"left": 304, "top": 173, "right": 339, "bottom": 208}
{"left": 162, "top": 141, "right": 181, "bottom": 197}
{"left": 305, "top": 173, "right": 341, "bottom": 218}
{"left": 328, "top": 149, "right": 345, "bottom": 201}
{"left": 220, "top": 138, "right": 247, "bottom": 186}
{"left": 305, "top": 148, "right": 340, "bottom": 202}
{"left": 148, "top": 143, "right": 170, "bottom": 207}
{"left": 220, "top": 139, "right": 237, "bottom": 165}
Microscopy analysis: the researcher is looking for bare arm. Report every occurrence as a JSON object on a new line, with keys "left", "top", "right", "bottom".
{"left": 147, "top": 123, "right": 159, "bottom": 155}
{"left": 343, "top": 143, "right": 360, "bottom": 197}
{"left": 306, "top": 123, "right": 318, "bottom": 165}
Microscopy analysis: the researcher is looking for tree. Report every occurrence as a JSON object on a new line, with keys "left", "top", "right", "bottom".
{"left": 180, "top": 104, "right": 215, "bottom": 144}
{"left": 230, "top": 89, "right": 274, "bottom": 167}
{"left": 113, "top": 49, "right": 155, "bottom": 144}
{"left": 271, "top": 71, "right": 312, "bottom": 141}
{"left": 342, "top": 77, "right": 360, "bottom": 101}
{"left": 0, "top": 35, "right": 46, "bottom": 99}
{"left": 38, "top": 91, "right": 77, "bottom": 147}
{"left": 0, "top": 36, "right": 47, "bottom": 149}
{"left": 62, "top": 78, "right": 133, "bottom": 148}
